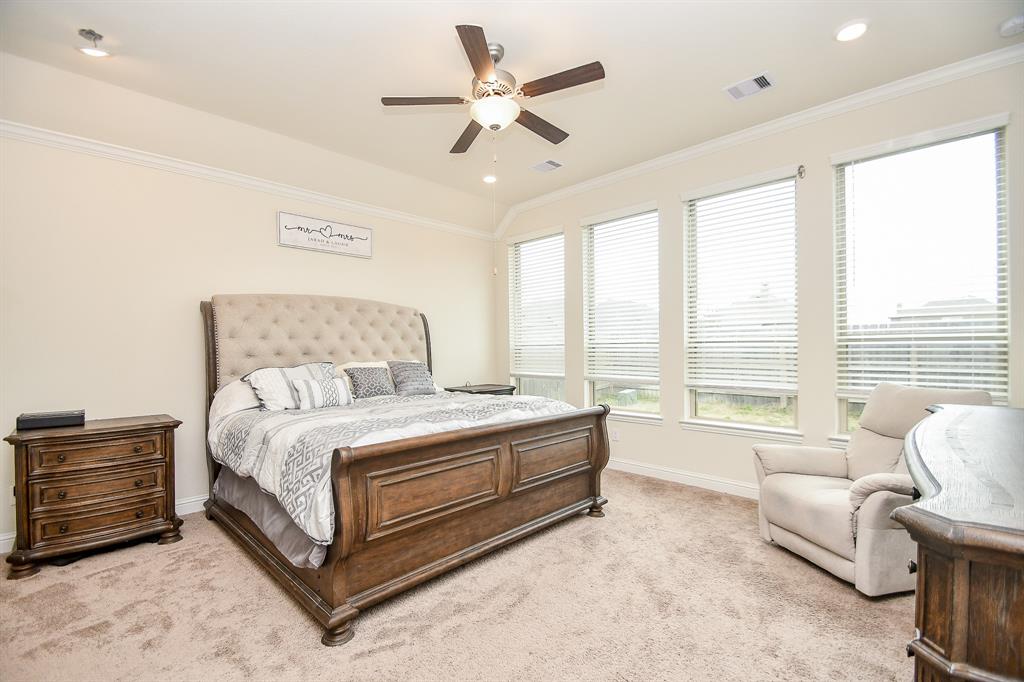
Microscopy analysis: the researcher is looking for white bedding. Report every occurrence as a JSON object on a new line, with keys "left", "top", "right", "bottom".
{"left": 208, "top": 383, "right": 575, "bottom": 544}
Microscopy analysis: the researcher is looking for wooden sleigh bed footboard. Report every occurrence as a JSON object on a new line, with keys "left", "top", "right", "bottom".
{"left": 206, "top": 405, "right": 609, "bottom": 646}
{"left": 200, "top": 295, "right": 610, "bottom": 646}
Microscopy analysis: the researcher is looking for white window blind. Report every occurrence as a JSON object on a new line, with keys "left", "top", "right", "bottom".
{"left": 508, "top": 233, "right": 564, "bottom": 378}
{"left": 685, "top": 178, "right": 798, "bottom": 394}
{"left": 582, "top": 210, "right": 660, "bottom": 383}
{"left": 835, "top": 129, "right": 1008, "bottom": 403}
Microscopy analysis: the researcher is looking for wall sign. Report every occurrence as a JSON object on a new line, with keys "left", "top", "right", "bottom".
{"left": 278, "top": 211, "right": 372, "bottom": 258}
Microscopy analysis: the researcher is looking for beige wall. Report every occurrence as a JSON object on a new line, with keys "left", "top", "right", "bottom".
{"left": 0, "top": 55, "right": 500, "bottom": 538}
{"left": 0, "top": 53, "right": 505, "bottom": 231}
{"left": 495, "top": 62, "right": 1024, "bottom": 492}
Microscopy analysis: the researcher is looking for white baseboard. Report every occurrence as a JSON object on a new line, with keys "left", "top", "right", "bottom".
{"left": 608, "top": 457, "right": 759, "bottom": 500}
{"left": 175, "top": 494, "right": 209, "bottom": 517}
{"left": 0, "top": 494, "right": 211, "bottom": 554}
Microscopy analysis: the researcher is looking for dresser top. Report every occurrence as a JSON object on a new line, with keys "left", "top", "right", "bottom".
{"left": 896, "top": 405, "right": 1023, "bottom": 543}
{"left": 5, "top": 414, "right": 181, "bottom": 444}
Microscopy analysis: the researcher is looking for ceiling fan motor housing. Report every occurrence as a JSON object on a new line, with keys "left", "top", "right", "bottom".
{"left": 472, "top": 68, "right": 517, "bottom": 100}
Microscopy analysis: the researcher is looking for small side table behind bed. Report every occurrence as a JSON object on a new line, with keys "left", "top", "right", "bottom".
{"left": 445, "top": 384, "right": 516, "bottom": 396}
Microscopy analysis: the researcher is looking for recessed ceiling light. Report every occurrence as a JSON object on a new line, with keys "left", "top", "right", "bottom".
{"left": 483, "top": 175, "right": 497, "bottom": 184}
{"left": 77, "top": 28, "right": 110, "bottom": 57}
{"left": 835, "top": 20, "right": 868, "bottom": 42}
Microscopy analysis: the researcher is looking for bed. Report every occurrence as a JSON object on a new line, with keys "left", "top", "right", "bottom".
{"left": 200, "top": 293, "right": 610, "bottom": 646}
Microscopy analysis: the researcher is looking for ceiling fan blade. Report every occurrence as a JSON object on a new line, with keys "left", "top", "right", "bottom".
{"left": 520, "top": 61, "right": 605, "bottom": 98}
{"left": 450, "top": 120, "right": 483, "bottom": 154}
{"left": 515, "top": 109, "right": 569, "bottom": 145}
{"left": 381, "top": 96, "right": 466, "bottom": 106}
{"left": 456, "top": 25, "right": 495, "bottom": 82}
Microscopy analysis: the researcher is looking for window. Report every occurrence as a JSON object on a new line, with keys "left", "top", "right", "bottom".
{"left": 835, "top": 129, "right": 1008, "bottom": 424}
{"left": 685, "top": 177, "right": 798, "bottom": 428}
{"left": 583, "top": 210, "right": 660, "bottom": 413}
{"left": 508, "top": 233, "right": 565, "bottom": 401}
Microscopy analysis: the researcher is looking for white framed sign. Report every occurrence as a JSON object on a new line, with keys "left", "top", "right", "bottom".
{"left": 277, "top": 211, "right": 372, "bottom": 258}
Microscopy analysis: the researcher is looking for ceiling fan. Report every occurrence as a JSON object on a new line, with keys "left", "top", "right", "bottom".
{"left": 381, "top": 25, "right": 605, "bottom": 153}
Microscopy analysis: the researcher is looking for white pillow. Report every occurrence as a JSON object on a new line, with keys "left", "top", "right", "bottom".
{"left": 208, "top": 379, "right": 260, "bottom": 425}
{"left": 291, "top": 378, "right": 353, "bottom": 409}
{"left": 244, "top": 362, "right": 335, "bottom": 410}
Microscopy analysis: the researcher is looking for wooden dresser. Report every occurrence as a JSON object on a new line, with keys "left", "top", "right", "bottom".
{"left": 893, "top": 405, "right": 1023, "bottom": 681}
{"left": 4, "top": 415, "right": 183, "bottom": 579}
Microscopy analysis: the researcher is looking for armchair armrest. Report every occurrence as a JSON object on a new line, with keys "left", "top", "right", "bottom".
{"left": 752, "top": 444, "right": 848, "bottom": 480}
{"left": 851, "top": 474, "right": 916, "bottom": 535}
{"left": 849, "top": 473, "right": 915, "bottom": 512}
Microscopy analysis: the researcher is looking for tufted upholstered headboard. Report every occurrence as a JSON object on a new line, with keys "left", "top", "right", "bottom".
{"left": 200, "top": 294, "right": 431, "bottom": 403}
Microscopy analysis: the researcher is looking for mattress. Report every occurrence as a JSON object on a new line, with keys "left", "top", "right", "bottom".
{"left": 207, "top": 386, "right": 575, "bottom": 549}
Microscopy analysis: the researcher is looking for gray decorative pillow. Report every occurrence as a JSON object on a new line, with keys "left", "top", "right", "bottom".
{"left": 344, "top": 366, "right": 396, "bottom": 399}
{"left": 387, "top": 361, "right": 436, "bottom": 396}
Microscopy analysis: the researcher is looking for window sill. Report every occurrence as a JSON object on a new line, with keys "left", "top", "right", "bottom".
{"left": 678, "top": 418, "right": 804, "bottom": 443}
{"left": 607, "top": 411, "right": 663, "bottom": 425}
{"left": 828, "top": 434, "right": 851, "bottom": 449}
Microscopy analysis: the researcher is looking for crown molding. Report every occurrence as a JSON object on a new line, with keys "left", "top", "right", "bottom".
{"left": 495, "top": 42, "right": 1024, "bottom": 239}
{"left": 0, "top": 120, "right": 496, "bottom": 242}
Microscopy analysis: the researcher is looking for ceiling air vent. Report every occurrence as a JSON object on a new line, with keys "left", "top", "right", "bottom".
{"left": 531, "top": 159, "right": 563, "bottom": 173}
{"left": 724, "top": 73, "right": 774, "bottom": 101}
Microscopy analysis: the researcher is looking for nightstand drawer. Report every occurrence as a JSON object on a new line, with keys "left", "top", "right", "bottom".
{"left": 29, "top": 464, "right": 166, "bottom": 513}
{"left": 31, "top": 496, "right": 167, "bottom": 547}
{"left": 28, "top": 433, "right": 162, "bottom": 475}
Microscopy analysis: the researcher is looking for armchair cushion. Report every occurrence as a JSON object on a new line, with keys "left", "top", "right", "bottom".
{"left": 759, "top": 473, "right": 855, "bottom": 560}
{"left": 857, "top": 383, "right": 991, "bottom": 439}
{"left": 845, "top": 428, "right": 905, "bottom": 481}
{"left": 849, "top": 473, "right": 915, "bottom": 511}
{"left": 752, "top": 444, "right": 848, "bottom": 479}
{"left": 845, "top": 383, "right": 991, "bottom": 480}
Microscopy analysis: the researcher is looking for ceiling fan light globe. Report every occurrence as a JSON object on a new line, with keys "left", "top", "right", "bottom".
{"left": 470, "top": 96, "right": 520, "bottom": 132}
{"left": 78, "top": 46, "right": 110, "bottom": 57}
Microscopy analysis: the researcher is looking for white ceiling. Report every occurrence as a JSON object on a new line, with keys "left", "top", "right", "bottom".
{"left": 2, "top": 1, "right": 1022, "bottom": 206}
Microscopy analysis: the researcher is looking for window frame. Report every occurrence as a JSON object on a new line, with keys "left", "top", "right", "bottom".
{"left": 680, "top": 169, "right": 801, "bottom": 434}
{"left": 832, "top": 123, "right": 1009, "bottom": 424}
{"left": 507, "top": 230, "right": 566, "bottom": 393}
{"left": 581, "top": 207, "right": 661, "bottom": 416}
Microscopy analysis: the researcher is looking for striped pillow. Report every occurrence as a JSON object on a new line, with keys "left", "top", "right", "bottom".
{"left": 243, "top": 362, "right": 334, "bottom": 410}
{"left": 291, "top": 378, "right": 353, "bottom": 409}
{"left": 387, "top": 361, "right": 436, "bottom": 396}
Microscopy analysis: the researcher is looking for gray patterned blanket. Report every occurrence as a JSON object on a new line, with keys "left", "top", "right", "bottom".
{"left": 208, "top": 391, "right": 575, "bottom": 543}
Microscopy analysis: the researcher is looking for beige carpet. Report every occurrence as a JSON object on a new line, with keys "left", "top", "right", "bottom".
{"left": 0, "top": 470, "right": 914, "bottom": 681}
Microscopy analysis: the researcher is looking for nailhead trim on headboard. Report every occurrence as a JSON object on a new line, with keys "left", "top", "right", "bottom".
{"left": 210, "top": 294, "right": 430, "bottom": 389}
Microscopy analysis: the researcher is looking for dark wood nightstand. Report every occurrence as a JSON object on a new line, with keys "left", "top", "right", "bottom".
{"left": 4, "top": 414, "right": 182, "bottom": 579}
{"left": 445, "top": 384, "right": 516, "bottom": 396}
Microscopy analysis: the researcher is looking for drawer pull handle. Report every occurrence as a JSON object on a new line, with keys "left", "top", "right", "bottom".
{"left": 57, "top": 490, "right": 67, "bottom": 500}
{"left": 57, "top": 454, "right": 66, "bottom": 463}
{"left": 59, "top": 524, "right": 68, "bottom": 534}
{"left": 135, "top": 510, "right": 145, "bottom": 519}
{"left": 133, "top": 445, "right": 143, "bottom": 454}
{"left": 134, "top": 479, "right": 144, "bottom": 488}
{"left": 908, "top": 560, "right": 918, "bottom": 575}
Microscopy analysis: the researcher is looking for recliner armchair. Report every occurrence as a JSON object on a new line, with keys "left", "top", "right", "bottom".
{"left": 753, "top": 383, "right": 991, "bottom": 596}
